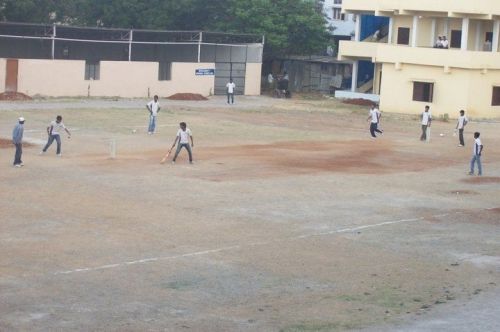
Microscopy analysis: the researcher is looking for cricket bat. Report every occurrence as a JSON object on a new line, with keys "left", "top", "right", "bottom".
{"left": 426, "top": 126, "right": 431, "bottom": 142}
{"left": 160, "top": 148, "right": 172, "bottom": 164}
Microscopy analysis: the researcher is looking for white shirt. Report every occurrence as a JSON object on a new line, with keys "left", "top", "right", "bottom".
{"left": 369, "top": 108, "right": 380, "bottom": 123}
{"left": 421, "top": 111, "right": 432, "bottom": 125}
{"left": 50, "top": 121, "right": 66, "bottom": 135}
{"left": 147, "top": 100, "right": 160, "bottom": 116}
{"left": 442, "top": 39, "right": 449, "bottom": 48}
{"left": 267, "top": 74, "right": 274, "bottom": 83}
{"left": 226, "top": 82, "right": 236, "bottom": 94}
{"left": 457, "top": 115, "right": 468, "bottom": 129}
{"left": 473, "top": 138, "right": 482, "bottom": 155}
{"left": 177, "top": 128, "right": 192, "bottom": 144}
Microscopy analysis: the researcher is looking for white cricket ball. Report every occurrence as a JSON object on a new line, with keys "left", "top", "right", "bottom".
{"left": 132, "top": 129, "right": 137, "bottom": 133}
{"left": 439, "top": 133, "right": 444, "bottom": 137}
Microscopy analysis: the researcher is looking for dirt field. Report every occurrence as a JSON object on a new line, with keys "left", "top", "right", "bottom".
{"left": 0, "top": 96, "right": 499, "bottom": 331}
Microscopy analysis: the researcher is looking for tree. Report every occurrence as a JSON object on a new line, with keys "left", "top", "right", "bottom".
{"left": 197, "top": 0, "right": 330, "bottom": 59}
{"left": 0, "top": 0, "right": 330, "bottom": 58}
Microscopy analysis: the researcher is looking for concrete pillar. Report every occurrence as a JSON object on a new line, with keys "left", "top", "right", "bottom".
{"left": 128, "top": 29, "right": 133, "bottom": 62}
{"left": 430, "top": 18, "right": 436, "bottom": 47}
{"left": 354, "top": 14, "right": 361, "bottom": 41}
{"left": 443, "top": 18, "right": 449, "bottom": 36}
{"left": 351, "top": 61, "right": 358, "bottom": 92}
{"left": 461, "top": 18, "right": 469, "bottom": 50}
{"left": 493, "top": 20, "right": 500, "bottom": 52}
{"left": 475, "top": 21, "right": 482, "bottom": 51}
{"left": 411, "top": 15, "right": 418, "bottom": 47}
{"left": 51, "top": 24, "right": 56, "bottom": 60}
{"left": 388, "top": 16, "right": 394, "bottom": 44}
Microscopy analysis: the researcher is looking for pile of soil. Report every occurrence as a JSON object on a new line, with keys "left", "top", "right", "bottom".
{"left": 0, "top": 138, "right": 12, "bottom": 148}
{"left": 342, "top": 98, "right": 376, "bottom": 106}
{"left": 0, "top": 138, "right": 33, "bottom": 148}
{"left": 167, "top": 93, "right": 208, "bottom": 101}
{"left": 0, "top": 92, "right": 32, "bottom": 101}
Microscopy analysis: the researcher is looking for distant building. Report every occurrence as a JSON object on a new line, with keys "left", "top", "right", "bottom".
{"left": 0, "top": 22, "right": 263, "bottom": 98}
{"left": 323, "top": 0, "right": 356, "bottom": 44}
{"left": 338, "top": 0, "right": 500, "bottom": 118}
{"left": 265, "top": 0, "right": 357, "bottom": 95}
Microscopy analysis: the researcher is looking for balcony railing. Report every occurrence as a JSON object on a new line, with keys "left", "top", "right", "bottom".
{"left": 339, "top": 40, "right": 500, "bottom": 69}
{"left": 342, "top": 0, "right": 500, "bottom": 17}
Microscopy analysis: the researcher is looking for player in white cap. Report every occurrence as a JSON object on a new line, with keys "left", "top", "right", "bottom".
{"left": 12, "top": 117, "right": 25, "bottom": 167}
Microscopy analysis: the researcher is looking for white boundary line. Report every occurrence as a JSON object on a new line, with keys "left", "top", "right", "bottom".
{"left": 52, "top": 208, "right": 500, "bottom": 276}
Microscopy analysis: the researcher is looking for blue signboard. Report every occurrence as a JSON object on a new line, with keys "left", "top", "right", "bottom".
{"left": 195, "top": 69, "right": 215, "bottom": 76}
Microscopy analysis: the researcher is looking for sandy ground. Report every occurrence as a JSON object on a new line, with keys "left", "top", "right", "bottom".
{"left": 0, "top": 95, "right": 499, "bottom": 331}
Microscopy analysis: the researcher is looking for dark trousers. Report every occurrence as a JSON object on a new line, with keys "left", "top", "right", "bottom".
{"left": 459, "top": 129, "right": 465, "bottom": 146}
{"left": 370, "top": 123, "right": 382, "bottom": 137}
{"left": 43, "top": 134, "right": 62, "bottom": 154}
{"left": 13, "top": 143, "right": 22, "bottom": 165}
{"left": 173, "top": 143, "right": 193, "bottom": 162}
{"left": 420, "top": 125, "right": 428, "bottom": 141}
{"left": 227, "top": 93, "right": 234, "bottom": 104}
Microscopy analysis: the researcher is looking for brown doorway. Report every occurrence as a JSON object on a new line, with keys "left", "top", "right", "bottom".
{"left": 5, "top": 59, "right": 19, "bottom": 92}
{"left": 397, "top": 27, "right": 410, "bottom": 45}
{"left": 450, "top": 30, "right": 462, "bottom": 48}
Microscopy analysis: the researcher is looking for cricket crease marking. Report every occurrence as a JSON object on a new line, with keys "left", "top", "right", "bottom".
{"left": 53, "top": 208, "right": 496, "bottom": 276}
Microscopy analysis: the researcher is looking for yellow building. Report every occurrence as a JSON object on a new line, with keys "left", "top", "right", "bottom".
{"left": 338, "top": 0, "right": 500, "bottom": 118}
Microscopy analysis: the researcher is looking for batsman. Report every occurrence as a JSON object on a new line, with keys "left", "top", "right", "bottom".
{"left": 165, "top": 122, "right": 194, "bottom": 164}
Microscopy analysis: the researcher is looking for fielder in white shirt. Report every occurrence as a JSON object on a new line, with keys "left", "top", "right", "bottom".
{"left": 146, "top": 95, "right": 161, "bottom": 134}
{"left": 469, "top": 132, "right": 483, "bottom": 176}
{"left": 420, "top": 106, "right": 432, "bottom": 141}
{"left": 366, "top": 104, "right": 383, "bottom": 138}
{"left": 170, "top": 122, "right": 194, "bottom": 164}
{"left": 226, "top": 79, "right": 236, "bottom": 104}
{"left": 456, "top": 110, "right": 468, "bottom": 147}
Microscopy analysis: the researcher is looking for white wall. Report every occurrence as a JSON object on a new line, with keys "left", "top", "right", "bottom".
{"left": 323, "top": 0, "right": 356, "bottom": 37}
{"left": 0, "top": 58, "right": 5, "bottom": 92}
{"left": 245, "top": 63, "right": 262, "bottom": 95}
{"left": 16, "top": 60, "right": 216, "bottom": 98}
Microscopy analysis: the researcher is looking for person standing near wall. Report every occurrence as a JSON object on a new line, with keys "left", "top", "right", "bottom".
{"left": 420, "top": 106, "right": 432, "bottom": 141}
{"left": 226, "top": 78, "right": 236, "bottom": 104}
{"left": 469, "top": 132, "right": 483, "bottom": 176}
{"left": 12, "top": 117, "right": 25, "bottom": 167}
{"left": 40, "top": 115, "right": 71, "bottom": 156}
{"left": 146, "top": 95, "right": 161, "bottom": 134}
{"left": 267, "top": 73, "right": 274, "bottom": 91}
{"left": 367, "top": 104, "right": 383, "bottom": 139}
{"left": 456, "top": 110, "right": 468, "bottom": 147}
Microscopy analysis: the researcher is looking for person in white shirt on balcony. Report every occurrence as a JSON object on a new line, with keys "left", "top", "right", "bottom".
{"left": 434, "top": 36, "right": 443, "bottom": 48}
{"left": 483, "top": 39, "right": 492, "bottom": 52}
{"left": 441, "top": 36, "right": 449, "bottom": 49}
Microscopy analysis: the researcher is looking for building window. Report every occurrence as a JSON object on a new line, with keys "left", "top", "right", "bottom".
{"left": 158, "top": 62, "right": 172, "bottom": 81}
{"left": 397, "top": 27, "right": 410, "bottom": 45}
{"left": 332, "top": 8, "right": 343, "bottom": 20}
{"left": 85, "top": 61, "right": 100, "bottom": 80}
{"left": 492, "top": 87, "right": 500, "bottom": 106}
{"left": 413, "top": 82, "right": 434, "bottom": 102}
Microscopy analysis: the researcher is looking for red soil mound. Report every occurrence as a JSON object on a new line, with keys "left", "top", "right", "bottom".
{"left": 167, "top": 93, "right": 208, "bottom": 101}
{"left": 342, "top": 98, "right": 375, "bottom": 106}
{"left": 0, "top": 138, "right": 33, "bottom": 148}
{"left": 461, "top": 176, "right": 500, "bottom": 184}
{"left": 0, "top": 92, "right": 32, "bottom": 101}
